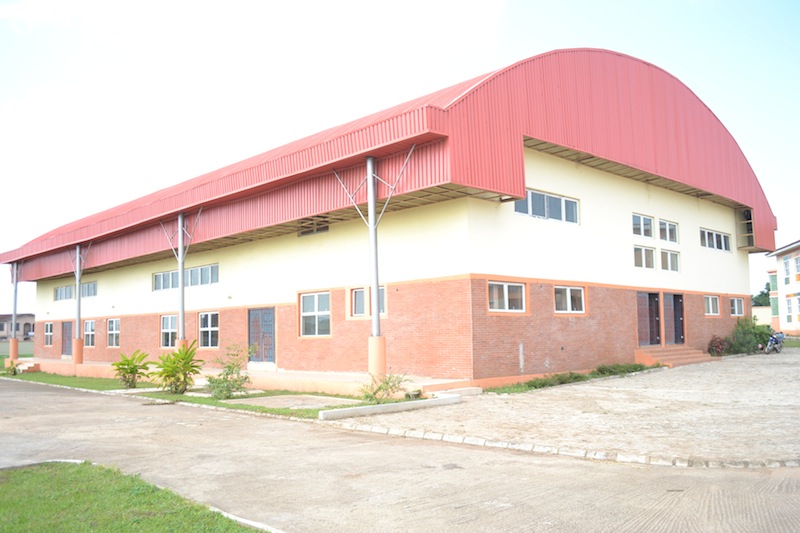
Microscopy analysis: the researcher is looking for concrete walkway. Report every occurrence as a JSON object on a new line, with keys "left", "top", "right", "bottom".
{"left": 2, "top": 349, "right": 800, "bottom": 532}
{"left": 335, "top": 349, "right": 800, "bottom": 467}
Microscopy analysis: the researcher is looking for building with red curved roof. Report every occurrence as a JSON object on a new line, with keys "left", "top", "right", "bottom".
{"left": 1, "top": 49, "right": 776, "bottom": 383}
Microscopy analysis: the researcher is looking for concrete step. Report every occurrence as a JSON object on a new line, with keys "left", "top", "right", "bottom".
{"left": 635, "top": 346, "right": 718, "bottom": 368}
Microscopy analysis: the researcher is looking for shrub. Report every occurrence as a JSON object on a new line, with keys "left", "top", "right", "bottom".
{"left": 591, "top": 363, "right": 647, "bottom": 376}
{"left": 360, "top": 373, "right": 409, "bottom": 404}
{"left": 707, "top": 335, "right": 727, "bottom": 355}
{"left": 525, "top": 372, "right": 589, "bottom": 389}
{"left": 149, "top": 341, "right": 203, "bottom": 394}
{"left": 721, "top": 317, "right": 771, "bottom": 355}
{"left": 4, "top": 360, "right": 21, "bottom": 376}
{"left": 111, "top": 350, "right": 150, "bottom": 388}
{"left": 205, "top": 343, "right": 252, "bottom": 400}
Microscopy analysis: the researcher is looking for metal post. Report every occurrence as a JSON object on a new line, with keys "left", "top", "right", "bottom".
{"left": 366, "top": 156, "right": 386, "bottom": 376}
{"left": 9, "top": 263, "right": 19, "bottom": 360}
{"left": 75, "top": 244, "right": 81, "bottom": 340}
{"left": 367, "top": 156, "right": 380, "bottom": 338}
{"left": 11, "top": 262, "right": 18, "bottom": 340}
{"left": 177, "top": 213, "right": 186, "bottom": 343}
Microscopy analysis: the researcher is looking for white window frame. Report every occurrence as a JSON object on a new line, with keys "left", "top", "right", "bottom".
{"left": 301, "top": 292, "right": 331, "bottom": 336}
{"left": 81, "top": 281, "right": 97, "bottom": 298}
{"left": 634, "top": 246, "right": 655, "bottom": 269}
{"left": 784, "top": 257, "right": 791, "bottom": 285}
{"left": 554, "top": 286, "right": 584, "bottom": 313}
{"left": 154, "top": 264, "right": 219, "bottom": 291}
{"left": 700, "top": 229, "right": 731, "bottom": 252}
{"left": 161, "top": 315, "right": 177, "bottom": 348}
{"left": 199, "top": 312, "right": 219, "bottom": 348}
{"left": 107, "top": 318, "right": 120, "bottom": 348}
{"left": 488, "top": 282, "right": 526, "bottom": 312}
{"left": 632, "top": 214, "right": 654, "bottom": 238}
{"left": 84, "top": 320, "right": 95, "bottom": 348}
{"left": 54, "top": 285, "right": 74, "bottom": 301}
{"left": 659, "top": 220, "right": 679, "bottom": 243}
{"left": 44, "top": 322, "right": 53, "bottom": 346}
{"left": 660, "top": 250, "right": 680, "bottom": 272}
{"left": 515, "top": 190, "right": 579, "bottom": 224}
{"left": 351, "top": 287, "right": 386, "bottom": 317}
{"left": 704, "top": 296, "right": 720, "bottom": 316}
{"left": 787, "top": 297, "right": 794, "bottom": 323}
{"left": 730, "top": 298, "right": 744, "bottom": 317}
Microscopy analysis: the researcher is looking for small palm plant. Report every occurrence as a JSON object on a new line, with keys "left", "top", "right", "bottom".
{"left": 111, "top": 350, "right": 151, "bottom": 388}
{"left": 149, "top": 341, "right": 203, "bottom": 394}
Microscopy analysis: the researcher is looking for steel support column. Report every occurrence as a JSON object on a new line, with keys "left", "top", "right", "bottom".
{"left": 8, "top": 262, "right": 19, "bottom": 361}
{"left": 366, "top": 156, "right": 386, "bottom": 376}
{"left": 177, "top": 213, "right": 186, "bottom": 347}
{"left": 72, "top": 244, "right": 85, "bottom": 364}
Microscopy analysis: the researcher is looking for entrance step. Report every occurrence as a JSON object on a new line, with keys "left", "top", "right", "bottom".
{"left": 635, "top": 345, "right": 719, "bottom": 368}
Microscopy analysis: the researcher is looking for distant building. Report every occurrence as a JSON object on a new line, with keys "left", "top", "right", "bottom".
{"left": 0, "top": 313, "right": 35, "bottom": 341}
{"left": 767, "top": 240, "right": 800, "bottom": 335}
{"left": 0, "top": 49, "right": 777, "bottom": 382}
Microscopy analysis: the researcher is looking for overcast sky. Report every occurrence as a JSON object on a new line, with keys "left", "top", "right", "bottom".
{"left": 1, "top": 0, "right": 798, "bottom": 313}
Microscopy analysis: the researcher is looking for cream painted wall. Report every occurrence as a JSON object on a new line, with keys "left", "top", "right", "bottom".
{"left": 35, "top": 200, "right": 472, "bottom": 319}
{"left": 466, "top": 149, "right": 751, "bottom": 294}
{"left": 35, "top": 148, "right": 753, "bottom": 321}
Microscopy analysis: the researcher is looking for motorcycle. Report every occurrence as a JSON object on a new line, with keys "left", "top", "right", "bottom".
{"left": 764, "top": 331, "right": 785, "bottom": 354}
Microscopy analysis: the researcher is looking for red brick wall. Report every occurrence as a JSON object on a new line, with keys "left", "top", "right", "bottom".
{"left": 31, "top": 279, "right": 749, "bottom": 379}
{"left": 471, "top": 279, "right": 638, "bottom": 379}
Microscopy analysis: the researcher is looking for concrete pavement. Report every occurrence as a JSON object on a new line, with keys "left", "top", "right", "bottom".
{"left": 1, "top": 349, "right": 799, "bottom": 532}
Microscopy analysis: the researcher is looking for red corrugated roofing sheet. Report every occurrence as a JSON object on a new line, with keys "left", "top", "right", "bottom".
{"left": 0, "top": 48, "right": 776, "bottom": 279}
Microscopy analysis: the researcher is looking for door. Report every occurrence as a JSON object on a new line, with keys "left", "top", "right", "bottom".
{"left": 248, "top": 308, "right": 275, "bottom": 363}
{"left": 62, "top": 321, "right": 73, "bottom": 356}
{"left": 663, "top": 294, "right": 685, "bottom": 345}
{"left": 637, "top": 292, "right": 661, "bottom": 346}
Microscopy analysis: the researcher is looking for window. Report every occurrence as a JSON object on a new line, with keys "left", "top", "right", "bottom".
{"left": 54, "top": 285, "right": 74, "bottom": 301}
{"left": 351, "top": 287, "right": 386, "bottom": 317}
{"left": 107, "top": 319, "right": 120, "bottom": 348}
{"left": 488, "top": 282, "right": 525, "bottom": 312}
{"left": 704, "top": 296, "right": 720, "bottom": 316}
{"left": 632, "top": 214, "right": 654, "bottom": 237}
{"left": 352, "top": 288, "right": 366, "bottom": 316}
{"left": 634, "top": 246, "right": 655, "bottom": 269}
{"left": 784, "top": 257, "right": 791, "bottom": 285}
{"left": 730, "top": 298, "right": 744, "bottom": 317}
{"left": 795, "top": 257, "right": 800, "bottom": 280}
{"left": 661, "top": 250, "right": 680, "bottom": 272}
{"left": 659, "top": 220, "right": 679, "bottom": 243}
{"left": 154, "top": 264, "right": 218, "bottom": 291}
{"left": 700, "top": 229, "right": 731, "bottom": 251}
{"left": 198, "top": 312, "right": 219, "bottom": 348}
{"left": 81, "top": 281, "right": 97, "bottom": 298}
{"left": 301, "top": 292, "right": 330, "bottom": 336}
{"left": 515, "top": 190, "right": 578, "bottom": 223}
{"left": 84, "top": 320, "right": 95, "bottom": 347}
{"left": 161, "top": 315, "right": 177, "bottom": 348}
{"left": 788, "top": 297, "right": 794, "bottom": 323}
{"left": 555, "top": 287, "right": 584, "bottom": 313}
{"left": 44, "top": 323, "right": 53, "bottom": 346}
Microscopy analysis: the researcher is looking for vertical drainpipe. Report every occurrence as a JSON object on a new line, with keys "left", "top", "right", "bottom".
{"left": 8, "top": 262, "right": 19, "bottom": 361}
{"left": 73, "top": 244, "right": 84, "bottom": 364}
{"left": 366, "top": 156, "right": 386, "bottom": 376}
{"left": 177, "top": 213, "right": 186, "bottom": 348}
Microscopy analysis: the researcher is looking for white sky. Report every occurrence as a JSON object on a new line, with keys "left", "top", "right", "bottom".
{"left": 1, "top": 0, "right": 798, "bottom": 313}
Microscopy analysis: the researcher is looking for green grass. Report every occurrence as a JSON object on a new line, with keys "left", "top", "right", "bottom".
{"left": 6, "top": 370, "right": 366, "bottom": 419}
{"left": 141, "top": 389, "right": 367, "bottom": 419}
{"left": 486, "top": 363, "right": 658, "bottom": 394}
{"left": 0, "top": 461, "right": 256, "bottom": 532}
{"left": 7, "top": 372, "right": 145, "bottom": 390}
{"left": 783, "top": 337, "right": 800, "bottom": 348}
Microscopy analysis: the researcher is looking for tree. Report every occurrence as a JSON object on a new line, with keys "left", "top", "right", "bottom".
{"left": 752, "top": 282, "right": 770, "bottom": 307}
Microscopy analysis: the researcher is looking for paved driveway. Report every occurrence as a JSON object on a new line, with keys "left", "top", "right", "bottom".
{"left": 1, "top": 350, "right": 799, "bottom": 532}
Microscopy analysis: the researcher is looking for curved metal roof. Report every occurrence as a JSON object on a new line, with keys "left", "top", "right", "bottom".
{"left": 1, "top": 48, "right": 776, "bottom": 278}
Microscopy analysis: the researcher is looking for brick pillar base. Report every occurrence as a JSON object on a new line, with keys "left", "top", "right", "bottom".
{"left": 8, "top": 338, "right": 19, "bottom": 361}
{"left": 72, "top": 338, "right": 85, "bottom": 365}
{"left": 368, "top": 336, "right": 386, "bottom": 377}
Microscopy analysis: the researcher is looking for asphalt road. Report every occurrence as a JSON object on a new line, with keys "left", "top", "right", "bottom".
{"left": 2, "top": 353, "right": 800, "bottom": 532}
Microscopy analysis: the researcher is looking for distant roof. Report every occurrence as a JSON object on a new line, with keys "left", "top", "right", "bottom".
{"left": 767, "top": 239, "right": 800, "bottom": 257}
{"left": 1, "top": 48, "right": 777, "bottom": 276}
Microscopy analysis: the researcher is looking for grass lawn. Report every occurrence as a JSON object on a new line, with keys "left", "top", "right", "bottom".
{"left": 0, "top": 461, "right": 257, "bottom": 532}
